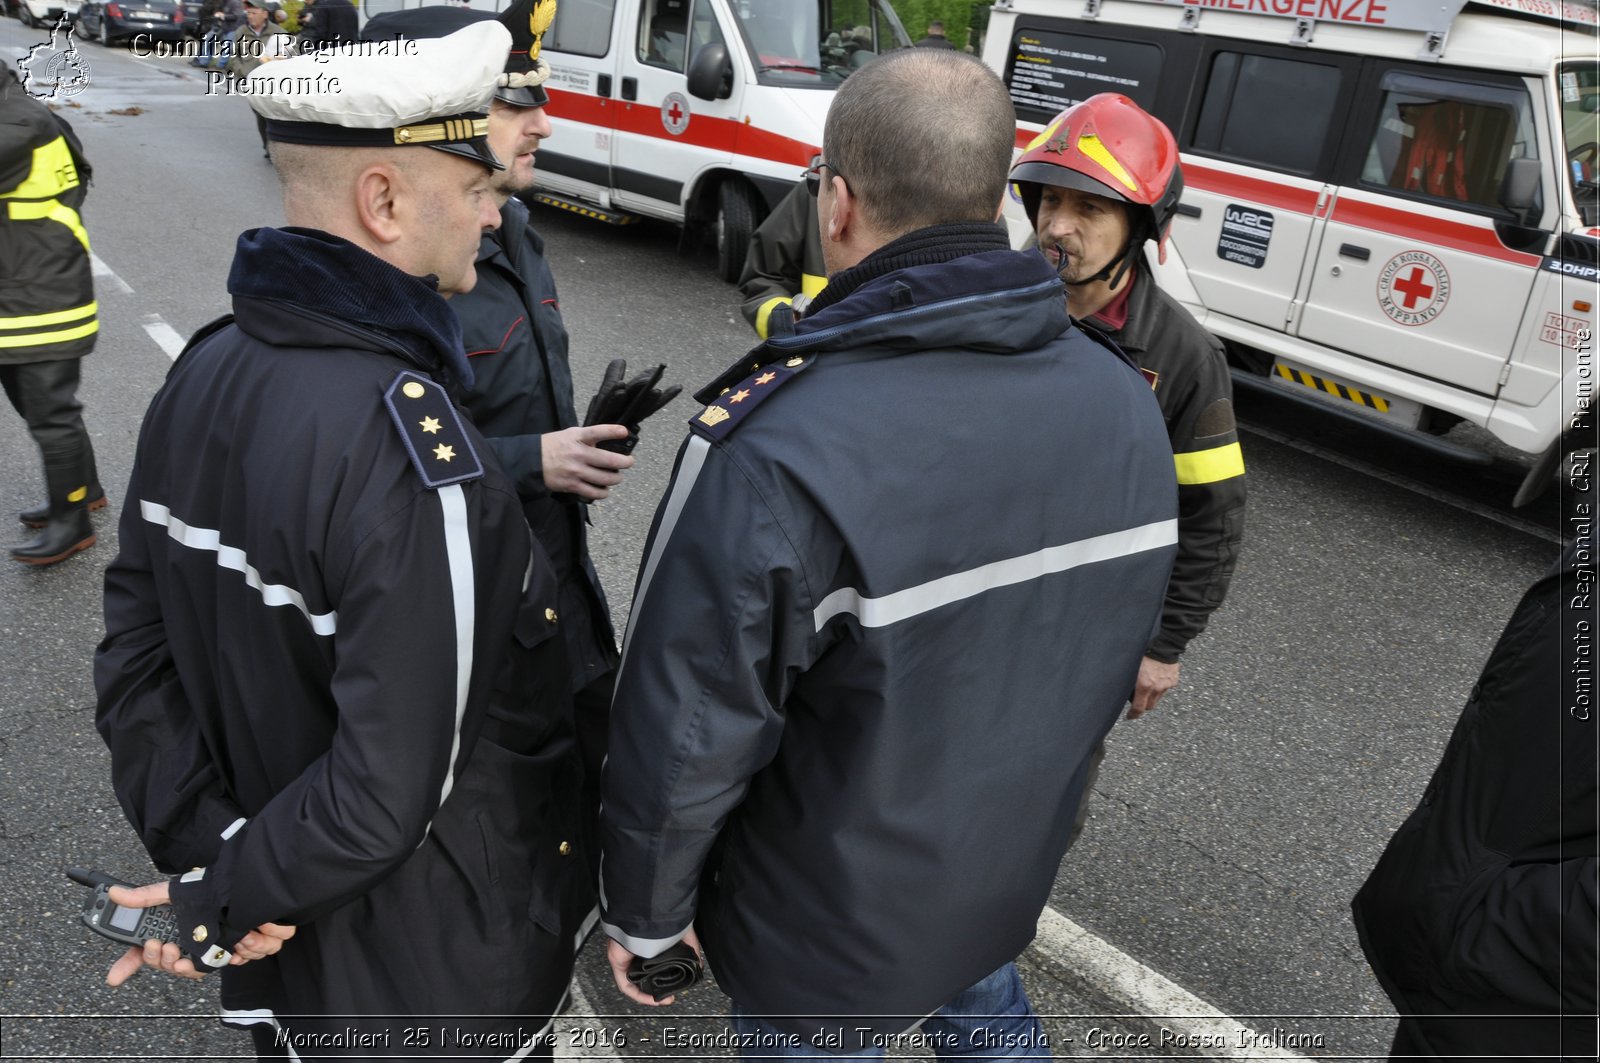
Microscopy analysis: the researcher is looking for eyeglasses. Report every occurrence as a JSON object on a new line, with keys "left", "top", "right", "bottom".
{"left": 803, "top": 158, "right": 849, "bottom": 198}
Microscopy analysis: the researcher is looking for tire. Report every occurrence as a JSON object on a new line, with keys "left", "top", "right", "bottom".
{"left": 99, "top": 18, "right": 110, "bottom": 46}
{"left": 74, "top": 14, "right": 88, "bottom": 38}
{"left": 18, "top": 5, "right": 32, "bottom": 27}
{"left": 714, "top": 178, "right": 758, "bottom": 284}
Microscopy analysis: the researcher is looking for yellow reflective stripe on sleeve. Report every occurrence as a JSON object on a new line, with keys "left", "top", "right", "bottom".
{"left": 800, "top": 273, "right": 827, "bottom": 299}
{"left": 754, "top": 296, "right": 792, "bottom": 340}
{"left": 0, "top": 136, "right": 79, "bottom": 201}
{"left": 0, "top": 318, "right": 98, "bottom": 348}
{"left": 0, "top": 300, "right": 97, "bottom": 330}
{"left": 1173, "top": 442, "right": 1245, "bottom": 485}
{"left": 7, "top": 198, "right": 91, "bottom": 253}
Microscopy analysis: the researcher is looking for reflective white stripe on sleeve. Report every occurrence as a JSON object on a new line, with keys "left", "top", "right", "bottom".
{"left": 617, "top": 435, "right": 711, "bottom": 670}
{"left": 220, "top": 817, "right": 247, "bottom": 840}
{"left": 813, "top": 518, "right": 1180, "bottom": 631}
{"left": 426, "top": 484, "right": 475, "bottom": 832}
{"left": 140, "top": 500, "right": 337, "bottom": 636}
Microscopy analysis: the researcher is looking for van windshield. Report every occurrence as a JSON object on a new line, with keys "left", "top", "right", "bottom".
{"left": 1561, "top": 62, "right": 1600, "bottom": 226}
{"left": 730, "top": 0, "right": 912, "bottom": 87}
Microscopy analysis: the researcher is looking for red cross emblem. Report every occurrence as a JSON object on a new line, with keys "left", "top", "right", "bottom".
{"left": 661, "top": 92, "right": 690, "bottom": 135}
{"left": 1392, "top": 266, "right": 1435, "bottom": 309}
{"left": 1377, "top": 251, "right": 1451, "bottom": 327}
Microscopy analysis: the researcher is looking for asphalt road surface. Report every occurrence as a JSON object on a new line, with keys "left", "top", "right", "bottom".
{"left": 0, "top": 22, "right": 1573, "bottom": 1061}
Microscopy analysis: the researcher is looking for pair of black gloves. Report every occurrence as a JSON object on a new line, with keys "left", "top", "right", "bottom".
{"left": 582, "top": 359, "right": 682, "bottom": 455}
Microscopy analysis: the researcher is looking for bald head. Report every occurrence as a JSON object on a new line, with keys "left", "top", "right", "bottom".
{"left": 822, "top": 49, "right": 1016, "bottom": 238}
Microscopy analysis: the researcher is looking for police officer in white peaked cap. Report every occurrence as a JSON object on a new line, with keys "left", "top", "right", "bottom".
{"left": 93, "top": 4, "right": 595, "bottom": 1058}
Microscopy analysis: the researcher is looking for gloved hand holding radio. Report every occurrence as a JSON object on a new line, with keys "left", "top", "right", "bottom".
{"left": 582, "top": 358, "right": 682, "bottom": 456}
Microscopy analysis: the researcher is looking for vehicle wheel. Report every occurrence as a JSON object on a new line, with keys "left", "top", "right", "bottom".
{"left": 18, "top": 5, "right": 32, "bottom": 27}
{"left": 99, "top": 19, "right": 109, "bottom": 46}
{"left": 74, "top": 14, "right": 88, "bottom": 38}
{"left": 714, "top": 178, "right": 758, "bottom": 284}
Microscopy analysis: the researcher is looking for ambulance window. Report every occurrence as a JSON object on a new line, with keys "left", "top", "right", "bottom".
{"left": 548, "top": 0, "right": 615, "bottom": 58}
{"left": 1361, "top": 73, "right": 1539, "bottom": 216}
{"left": 1192, "top": 53, "right": 1340, "bottom": 175}
{"left": 1560, "top": 63, "right": 1600, "bottom": 225}
{"left": 640, "top": 0, "right": 692, "bottom": 71}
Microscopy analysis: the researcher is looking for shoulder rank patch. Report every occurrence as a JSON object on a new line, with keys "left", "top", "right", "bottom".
{"left": 689, "top": 355, "right": 812, "bottom": 442}
{"left": 383, "top": 371, "right": 484, "bottom": 489}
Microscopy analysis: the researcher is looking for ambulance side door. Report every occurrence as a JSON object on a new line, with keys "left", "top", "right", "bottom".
{"left": 540, "top": 0, "right": 626, "bottom": 201}
{"left": 611, "top": 0, "right": 740, "bottom": 219}
{"left": 1296, "top": 66, "right": 1547, "bottom": 397}
{"left": 1173, "top": 43, "right": 1358, "bottom": 334}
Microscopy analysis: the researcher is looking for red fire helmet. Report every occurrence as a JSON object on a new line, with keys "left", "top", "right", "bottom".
{"left": 1010, "top": 93, "right": 1184, "bottom": 264}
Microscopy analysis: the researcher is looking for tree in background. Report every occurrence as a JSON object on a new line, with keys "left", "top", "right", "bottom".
{"left": 896, "top": 0, "right": 980, "bottom": 51}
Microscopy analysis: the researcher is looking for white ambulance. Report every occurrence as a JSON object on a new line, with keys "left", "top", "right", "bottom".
{"left": 983, "top": 0, "right": 1598, "bottom": 502}
{"left": 528, "top": 0, "right": 912, "bottom": 280}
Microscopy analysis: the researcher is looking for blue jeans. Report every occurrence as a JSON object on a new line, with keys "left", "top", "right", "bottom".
{"left": 729, "top": 963, "right": 1052, "bottom": 1059}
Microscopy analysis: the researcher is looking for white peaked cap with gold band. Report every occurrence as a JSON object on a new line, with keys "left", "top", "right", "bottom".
{"left": 246, "top": 21, "right": 513, "bottom": 171}
{"left": 359, "top": 0, "right": 557, "bottom": 109}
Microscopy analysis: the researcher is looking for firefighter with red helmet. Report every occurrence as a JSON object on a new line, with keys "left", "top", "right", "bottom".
{"left": 1011, "top": 93, "right": 1246, "bottom": 726}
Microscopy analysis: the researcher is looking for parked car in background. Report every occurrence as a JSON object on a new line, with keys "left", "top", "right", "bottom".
{"left": 11, "top": 0, "right": 83, "bottom": 28}
{"left": 73, "top": 0, "right": 185, "bottom": 44}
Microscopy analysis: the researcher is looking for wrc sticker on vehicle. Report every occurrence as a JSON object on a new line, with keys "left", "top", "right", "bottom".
{"left": 662, "top": 92, "right": 691, "bottom": 136}
{"left": 1377, "top": 250, "right": 1451, "bottom": 327}
{"left": 1274, "top": 363, "right": 1391, "bottom": 412}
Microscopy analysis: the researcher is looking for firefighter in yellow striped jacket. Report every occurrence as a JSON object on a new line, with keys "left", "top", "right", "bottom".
{"left": 1, "top": 66, "right": 102, "bottom": 565}
{"left": 1011, "top": 93, "right": 1246, "bottom": 722}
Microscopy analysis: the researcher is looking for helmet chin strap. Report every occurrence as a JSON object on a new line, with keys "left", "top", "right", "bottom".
{"left": 1050, "top": 237, "right": 1141, "bottom": 291}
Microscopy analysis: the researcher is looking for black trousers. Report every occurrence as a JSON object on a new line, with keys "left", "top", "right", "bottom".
{"left": 1, "top": 358, "right": 97, "bottom": 484}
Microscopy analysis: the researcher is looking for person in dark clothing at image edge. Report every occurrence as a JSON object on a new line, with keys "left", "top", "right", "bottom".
{"left": 600, "top": 49, "right": 1177, "bottom": 1056}
{"left": 360, "top": 0, "right": 647, "bottom": 894}
{"left": 297, "top": 0, "right": 357, "bottom": 50}
{"left": 91, "top": 12, "right": 592, "bottom": 1060}
{"left": 1352, "top": 532, "right": 1598, "bottom": 1063}
{"left": 2, "top": 67, "right": 106, "bottom": 565}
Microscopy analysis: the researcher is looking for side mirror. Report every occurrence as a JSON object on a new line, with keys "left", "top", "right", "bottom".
{"left": 1497, "top": 156, "right": 1540, "bottom": 223}
{"left": 687, "top": 43, "right": 733, "bottom": 101}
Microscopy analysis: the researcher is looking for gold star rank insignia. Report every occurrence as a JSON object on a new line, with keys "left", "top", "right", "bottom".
{"left": 755, "top": 372, "right": 776, "bottom": 386}
{"left": 728, "top": 389, "right": 752, "bottom": 404}
{"left": 420, "top": 416, "right": 442, "bottom": 434}
{"left": 385, "top": 371, "right": 484, "bottom": 489}
{"left": 434, "top": 444, "right": 456, "bottom": 463}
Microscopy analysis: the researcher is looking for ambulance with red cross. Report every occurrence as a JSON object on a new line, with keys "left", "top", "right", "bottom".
{"left": 522, "top": 0, "right": 912, "bottom": 280}
{"left": 983, "top": 0, "right": 1599, "bottom": 502}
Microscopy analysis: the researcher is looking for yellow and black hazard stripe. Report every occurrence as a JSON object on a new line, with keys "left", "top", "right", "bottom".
{"left": 1274, "top": 364, "right": 1390, "bottom": 412}
{"left": 529, "top": 193, "right": 639, "bottom": 226}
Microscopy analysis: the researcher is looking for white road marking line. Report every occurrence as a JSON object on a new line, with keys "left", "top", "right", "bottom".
{"left": 1239, "top": 420, "right": 1561, "bottom": 545}
{"left": 559, "top": 980, "right": 623, "bottom": 1061}
{"left": 90, "top": 252, "right": 134, "bottom": 294}
{"left": 1031, "top": 907, "right": 1307, "bottom": 1059}
{"left": 141, "top": 313, "right": 187, "bottom": 360}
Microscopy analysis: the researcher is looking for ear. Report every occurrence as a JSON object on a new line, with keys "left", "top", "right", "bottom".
{"left": 353, "top": 163, "right": 403, "bottom": 247}
{"left": 993, "top": 191, "right": 1007, "bottom": 223}
{"left": 825, "top": 173, "right": 853, "bottom": 243}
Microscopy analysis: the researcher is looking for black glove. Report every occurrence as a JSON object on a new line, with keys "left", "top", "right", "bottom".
{"left": 626, "top": 941, "right": 704, "bottom": 1001}
{"left": 583, "top": 358, "right": 682, "bottom": 455}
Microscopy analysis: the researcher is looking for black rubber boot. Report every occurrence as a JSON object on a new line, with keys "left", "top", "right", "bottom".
{"left": 19, "top": 486, "right": 106, "bottom": 528}
{"left": 11, "top": 453, "right": 97, "bottom": 565}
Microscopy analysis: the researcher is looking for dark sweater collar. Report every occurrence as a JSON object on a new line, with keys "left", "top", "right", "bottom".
{"left": 228, "top": 226, "right": 473, "bottom": 386}
{"left": 804, "top": 222, "right": 1011, "bottom": 317}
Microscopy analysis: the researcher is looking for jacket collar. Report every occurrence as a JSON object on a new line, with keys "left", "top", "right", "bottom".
{"left": 1090, "top": 264, "right": 1160, "bottom": 355}
{"left": 694, "top": 227, "right": 1072, "bottom": 403}
{"left": 228, "top": 226, "right": 473, "bottom": 385}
